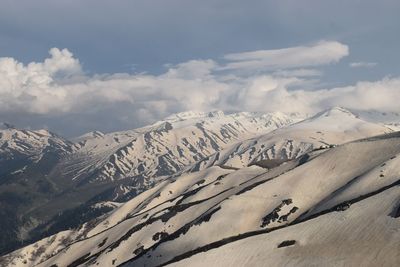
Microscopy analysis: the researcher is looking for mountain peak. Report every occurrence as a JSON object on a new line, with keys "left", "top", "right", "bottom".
{"left": 327, "top": 106, "right": 353, "bottom": 113}
{"left": 164, "top": 110, "right": 225, "bottom": 122}
{"left": 312, "top": 106, "right": 356, "bottom": 119}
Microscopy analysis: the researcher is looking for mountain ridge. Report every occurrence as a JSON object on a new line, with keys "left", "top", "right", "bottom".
{"left": 3, "top": 128, "right": 399, "bottom": 267}
{"left": 0, "top": 110, "right": 299, "bottom": 255}
{"left": 1, "top": 107, "right": 399, "bottom": 266}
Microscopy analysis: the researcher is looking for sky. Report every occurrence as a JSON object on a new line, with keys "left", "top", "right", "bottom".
{"left": 0, "top": 0, "right": 399, "bottom": 137}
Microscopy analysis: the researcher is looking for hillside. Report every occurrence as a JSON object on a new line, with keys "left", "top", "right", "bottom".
{"left": 0, "top": 111, "right": 296, "bottom": 255}
{"left": 2, "top": 109, "right": 399, "bottom": 267}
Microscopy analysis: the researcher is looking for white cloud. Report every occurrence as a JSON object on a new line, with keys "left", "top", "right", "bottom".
{"left": 0, "top": 43, "right": 398, "bottom": 135}
{"left": 349, "top": 62, "right": 377, "bottom": 68}
{"left": 0, "top": 49, "right": 229, "bottom": 126}
{"left": 222, "top": 41, "right": 349, "bottom": 71}
{"left": 233, "top": 76, "right": 400, "bottom": 115}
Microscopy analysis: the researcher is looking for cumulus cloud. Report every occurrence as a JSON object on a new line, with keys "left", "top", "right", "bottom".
{"left": 0, "top": 48, "right": 82, "bottom": 114}
{"left": 349, "top": 61, "right": 377, "bottom": 68}
{"left": 0, "top": 49, "right": 229, "bottom": 133}
{"left": 222, "top": 41, "right": 349, "bottom": 71}
{"left": 0, "top": 42, "right": 398, "bottom": 136}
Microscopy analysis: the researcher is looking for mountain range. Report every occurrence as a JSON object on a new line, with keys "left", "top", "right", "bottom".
{"left": 0, "top": 110, "right": 298, "bottom": 254}
{"left": 1, "top": 107, "right": 399, "bottom": 266}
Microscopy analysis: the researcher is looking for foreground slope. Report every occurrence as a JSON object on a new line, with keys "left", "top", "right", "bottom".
{"left": 4, "top": 130, "right": 400, "bottom": 266}
{"left": 171, "top": 184, "right": 400, "bottom": 267}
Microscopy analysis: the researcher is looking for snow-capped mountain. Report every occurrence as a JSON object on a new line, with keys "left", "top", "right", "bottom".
{"left": 65, "top": 110, "right": 297, "bottom": 186}
{"left": 2, "top": 107, "right": 399, "bottom": 267}
{"left": 0, "top": 111, "right": 297, "bottom": 255}
{"left": 4, "top": 129, "right": 399, "bottom": 267}
{"left": 0, "top": 123, "right": 72, "bottom": 170}
{"left": 0, "top": 124, "right": 73, "bottom": 184}
{"left": 189, "top": 107, "right": 392, "bottom": 171}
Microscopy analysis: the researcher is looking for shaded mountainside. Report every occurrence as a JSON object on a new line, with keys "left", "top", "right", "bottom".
{"left": 0, "top": 125, "right": 74, "bottom": 255}
{"left": 3, "top": 130, "right": 400, "bottom": 266}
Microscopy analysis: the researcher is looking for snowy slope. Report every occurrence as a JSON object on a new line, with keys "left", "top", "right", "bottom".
{"left": 0, "top": 110, "right": 298, "bottom": 256}
{"left": 61, "top": 110, "right": 297, "bottom": 188}
{"left": 4, "top": 130, "right": 400, "bottom": 267}
{"left": 189, "top": 107, "right": 392, "bottom": 171}
{"left": 171, "top": 185, "right": 400, "bottom": 267}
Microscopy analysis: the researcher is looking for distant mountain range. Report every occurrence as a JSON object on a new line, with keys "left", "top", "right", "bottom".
{"left": 1, "top": 107, "right": 399, "bottom": 266}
